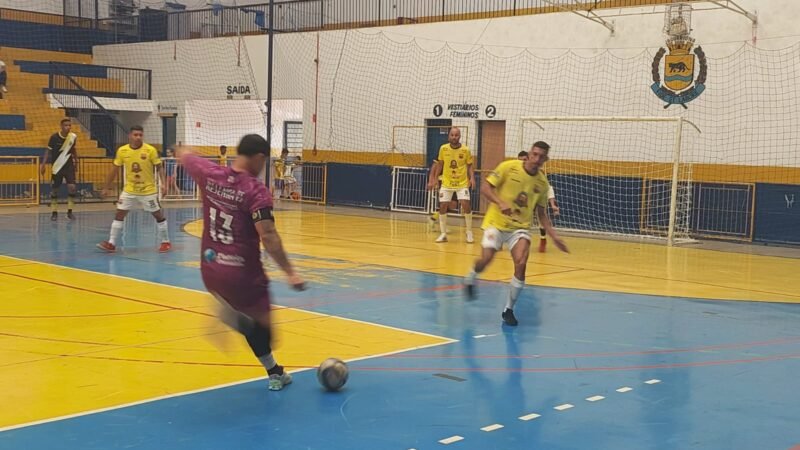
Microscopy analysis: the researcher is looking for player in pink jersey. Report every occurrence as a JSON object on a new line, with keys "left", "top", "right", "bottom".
{"left": 178, "top": 134, "right": 305, "bottom": 391}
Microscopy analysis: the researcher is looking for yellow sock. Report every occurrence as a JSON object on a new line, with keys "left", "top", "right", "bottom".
{"left": 67, "top": 194, "right": 75, "bottom": 210}
{"left": 50, "top": 195, "right": 57, "bottom": 212}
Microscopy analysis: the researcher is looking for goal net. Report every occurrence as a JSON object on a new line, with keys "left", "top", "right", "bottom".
{"left": 520, "top": 116, "right": 695, "bottom": 245}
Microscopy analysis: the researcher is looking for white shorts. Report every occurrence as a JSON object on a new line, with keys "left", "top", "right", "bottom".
{"left": 439, "top": 188, "right": 470, "bottom": 202}
{"left": 118, "top": 192, "right": 161, "bottom": 213}
{"left": 481, "top": 227, "right": 531, "bottom": 251}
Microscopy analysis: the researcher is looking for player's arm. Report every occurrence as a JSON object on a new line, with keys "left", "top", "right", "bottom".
{"left": 103, "top": 164, "right": 121, "bottom": 192}
{"left": 427, "top": 160, "right": 442, "bottom": 190}
{"left": 41, "top": 136, "right": 54, "bottom": 175}
{"left": 467, "top": 150, "right": 475, "bottom": 189}
{"left": 103, "top": 150, "right": 123, "bottom": 196}
{"left": 481, "top": 164, "right": 512, "bottom": 214}
{"left": 149, "top": 147, "right": 167, "bottom": 195}
{"left": 547, "top": 186, "right": 559, "bottom": 216}
{"left": 254, "top": 212, "right": 306, "bottom": 291}
{"left": 72, "top": 142, "right": 78, "bottom": 173}
{"left": 40, "top": 149, "right": 49, "bottom": 175}
{"left": 480, "top": 179, "right": 512, "bottom": 215}
{"left": 176, "top": 147, "right": 217, "bottom": 185}
{"left": 536, "top": 205, "right": 568, "bottom": 253}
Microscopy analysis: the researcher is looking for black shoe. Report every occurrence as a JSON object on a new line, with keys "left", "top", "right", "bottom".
{"left": 464, "top": 283, "right": 476, "bottom": 300}
{"left": 67, "top": 210, "right": 75, "bottom": 220}
{"left": 502, "top": 308, "right": 518, "bottom": 326}
{"left": 51, "top": 211, "right": 57, "bottom": 221}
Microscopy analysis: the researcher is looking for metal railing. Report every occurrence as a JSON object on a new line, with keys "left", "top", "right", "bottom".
{"left": 3, "top": 1, "right": 690, "bottom": 45}
{"left": 391, "top": 166, "right": 491, "bottom": 215}
{"left": 159, "top": 156, "right": 201, "bottom": 202}
{"left": 47, "top": 62, "right": 131, "bottom": 155}
{"left": 36, "top": 157, "right": 120, "bottom": 204}
{"left": 47, "top": 61, "right": 151, "bottom": 100}
{"left": 270, "top": 160, "right": 327, "bottom": 204}
{"left": 0, "top": 156, "right": 40, "bottom": 207}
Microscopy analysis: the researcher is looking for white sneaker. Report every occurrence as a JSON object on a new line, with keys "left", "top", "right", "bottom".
{"left": 268, "top": 371, "right": 293, "bottom": 391}
{"left": 466, "top": 231, "right": 474, "bottom": 243}
{"left": 1, "top": 86, "right": 6, "bottom": 93}
{"left": 435, "top": 233, "right": 448, "bottom": 243}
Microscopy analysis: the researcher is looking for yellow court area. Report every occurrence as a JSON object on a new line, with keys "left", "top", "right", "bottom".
{"left": 0, "top": 255, "right": 452, "bottom": 429}
{"left": 184, "top": 208, "right": 800, "bottom": 304}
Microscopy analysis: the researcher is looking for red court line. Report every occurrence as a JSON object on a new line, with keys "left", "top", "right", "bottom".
{"left": 288, "top": 284, "right": 462, "bottom": 309}
{"left": 0, "top": 270, "right": 215, "bottom": 318}
{"left": 21, "top": 352, "right": 800, "bottom": 373}
{"left": 0, "top": 309, "right": 171, "bottom": 319}
{"left": 355, "top": 352, "right": 800, "bottom": 373}
{"left": 382, "top": 336, "right": 800, "bottom": 360}
{"left": 0, "top": 331, "right": 119, "bottom": 347}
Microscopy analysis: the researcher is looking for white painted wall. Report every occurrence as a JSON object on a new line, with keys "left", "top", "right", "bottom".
{"left": 86, "top": 0, "right": 800, "bottom": 169}
{"left": 265, "top": 0, "right": 800, "bottom": 168}
{"left": 93, "top": 36, "right": 262, "bottom": 148}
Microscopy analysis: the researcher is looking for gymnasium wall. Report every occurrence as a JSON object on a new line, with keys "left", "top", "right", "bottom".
{"left": 267, "top": 0, "right": 800, "bottom": 173}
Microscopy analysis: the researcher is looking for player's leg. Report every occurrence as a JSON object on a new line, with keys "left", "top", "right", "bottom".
{"left": 538, "top": 226, "right": 547, "bottom": 253}
{"left": 144, "top": 194, "right": 171, "bottom": 252}
{"left": 65, "top": 166, "right": 77, "bottom": 220}
{"left": 97, "top": 193, "right": 131, "bottom": 252}
{"left": 210, "top": 287, "right": 291, "bottom": 391}
{"left": 458, "top": 189, "right": 473, "bottom": 243}
{"left": 464, "top": 227, "right": 502, "bottom": 298}
{"left": 502, "top": 231, "right": 532, "bottom": 326}
{"left": 50, "top": 173, "right": 62, "bottom": 220}
{"left": 436, "top": 189, "right": 453, "bottom": 242}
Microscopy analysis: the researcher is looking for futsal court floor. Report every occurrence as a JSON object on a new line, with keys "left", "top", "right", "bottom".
{"left": 1, "top": 202, "right": 799, "bottom": 449}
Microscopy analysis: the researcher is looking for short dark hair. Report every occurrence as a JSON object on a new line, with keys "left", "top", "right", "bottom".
{"left": 60, "top": 118, "right": 71, "bottom": 125}
{"left": 237, "top": 134, "right": 268, "bottom": 157}
{"left": 531, "top": 141, "right": 551, "bottom": 154}
{"left": 130, "top": 125, "right": 144, "bottom": 133}
{"left": 220, "top": 145, "right": 227, "bottom": 150}
{"left": 517, "top": 151, "right": 528, "bottom": 158}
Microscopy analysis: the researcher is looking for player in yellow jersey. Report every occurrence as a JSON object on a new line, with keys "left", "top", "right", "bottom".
{"left": 518, "top": 151, "right": 561, "bottom": 253}
{"left": 97, "top": 125, "right": 171, "bottom": 253}
{"left": 465, "top": 141, "right": 568, "bottom": 326}
{"left": 426, "top": 127, "right": 475, "bottom": 243}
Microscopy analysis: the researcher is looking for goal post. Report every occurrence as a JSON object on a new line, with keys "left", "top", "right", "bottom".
{"left": 519, "top": 116, "right": 700, "bottom": 246}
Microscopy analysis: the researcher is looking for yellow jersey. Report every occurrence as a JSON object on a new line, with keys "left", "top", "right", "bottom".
{"left": 114, "top": 143, "right": 161, "bottom": 195}
{"left": 274, "top": 159, "right": 286, "bottom": 180}
{"left": 437, "top": 143, "right": 473, "bottom": 189}
{"left": 482, "top": 159, "right": 550, "bottom": 232}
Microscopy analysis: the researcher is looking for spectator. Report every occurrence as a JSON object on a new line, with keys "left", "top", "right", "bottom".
{"left": 219, "top": 145, "right": 229, "bottom": 167}
{"left": 0, "top": 60, "right": 7, "bottom": 99}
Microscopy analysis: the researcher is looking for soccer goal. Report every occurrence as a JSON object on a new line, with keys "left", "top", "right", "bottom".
{"left": 520, "top": 116, "right": 700, "bottom": 246}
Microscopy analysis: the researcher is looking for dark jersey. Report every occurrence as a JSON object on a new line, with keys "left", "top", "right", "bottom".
{"left": 48, "top": 132, "right": 76, "bottom": 169}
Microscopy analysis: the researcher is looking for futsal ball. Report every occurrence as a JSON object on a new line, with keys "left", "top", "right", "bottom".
{"left": 317, "top": 358, "right": 348, "bottom": 392}
{"left": 203, "top": 248, "right": 217, "bottom": 263}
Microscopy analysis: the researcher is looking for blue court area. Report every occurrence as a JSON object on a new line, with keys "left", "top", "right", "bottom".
{"left": 1, "top": 207, "right": 799, "bottom": 450}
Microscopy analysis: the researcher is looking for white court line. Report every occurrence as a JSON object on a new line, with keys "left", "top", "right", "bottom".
{"left": 554, "top": 404, "right": 574, "bottom": 411}
{"left": 645, "top": 379, "right": 661, "bottom": 385}
{"left": 1, "top": 339, "right": 455, "bottom": 433}
{"left": 616, "top": 387, "right": 633, "bottom": 393}
{"left": 0, "top": 282, "right": 456, "bottom": 437}
{"left": 481, "top": 424, "right": 504, "bottom": 432}
{"left": 518, "top": 413, "right": 541, "bottom": 421}
{"left": 586, "top": 395, "right": 605, "bottom": 402}
{"left": 439, "top": 436, "right": 464, "bottom": 445}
